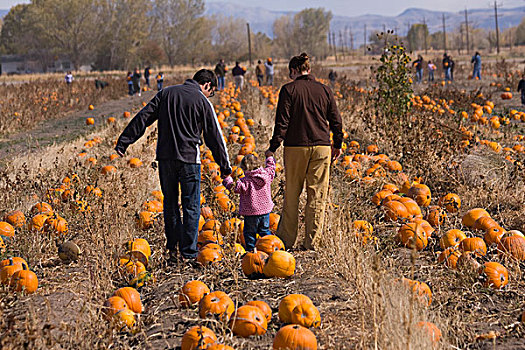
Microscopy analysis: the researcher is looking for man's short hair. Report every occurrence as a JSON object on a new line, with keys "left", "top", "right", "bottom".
{"left": 193, "top": 69, "right": 217, "bottom": 88}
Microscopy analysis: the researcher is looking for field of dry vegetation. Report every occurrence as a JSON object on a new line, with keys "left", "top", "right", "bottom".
{"left": 0, "top": 53, "right": 524, "bottom": 349}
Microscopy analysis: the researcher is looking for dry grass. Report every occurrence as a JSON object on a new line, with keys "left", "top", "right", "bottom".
{"left": 0, "top": 61, "right": 524, "bottom": 349}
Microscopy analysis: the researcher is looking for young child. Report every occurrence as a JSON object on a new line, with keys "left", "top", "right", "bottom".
{"left": 428, "top": 61, "right": 436, "bottom": 82}
{"left": 156, "top": 72, "right": 164, "bottom": 91}
{"left": 223, "top": 154, "right": 276, "bottom": 252}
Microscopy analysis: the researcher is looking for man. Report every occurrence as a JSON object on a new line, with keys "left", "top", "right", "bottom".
{"left": 132, "top": 68, "right": 142, "bottom": 96}
{"left": 266, "top": 53, "right": 343, "bottom": 250}
{"left": 413, "top": 55, "right": 423, "bottom": 83}
{"left": 214, "top": 59, "right": 226, "bottom": 91}
{"left": 471, "top": 52, "right": 482, "bottom": 80}
{"left": 442, "top": 54, "right": 451, "bottom": 82}
{"left": 144, "top": 66, "right": 151, "bottom": 88}
{"left": 232, "top": 61, "right": 246, "bottom": 91}
{"left": 115, "top": 69, "right": 232, "bottom": 263}
{"left": 255, "top": 60, "right": 265, "bottom": 86}
{"left": 265, "top": 58, "right": 274, "bottom": 86}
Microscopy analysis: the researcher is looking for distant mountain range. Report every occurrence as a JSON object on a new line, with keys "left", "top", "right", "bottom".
{"left": 2, "top": 4, "right": 523, "bottom": 47}
{"left": 205, "top": 2, "right": 525, "bottom": 46}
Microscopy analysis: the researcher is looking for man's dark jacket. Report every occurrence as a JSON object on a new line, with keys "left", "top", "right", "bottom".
{"left": 269, "top": 74, "right": 343, "bottom": 152}
{"left": 115, "top": 79, "right": 232, "bottom": 175}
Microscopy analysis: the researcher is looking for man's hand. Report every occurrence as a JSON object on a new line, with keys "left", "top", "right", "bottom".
{"left": 331, "top": 147, "right": 341, "bottom": 163}
{"left": 265, "top": 149, "right": 274, "bottom": 158}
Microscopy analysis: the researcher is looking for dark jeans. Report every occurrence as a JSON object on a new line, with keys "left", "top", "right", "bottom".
{"left": 257, "top": 75, "right": 263, "bottom": 86}
{"left": 218, "top": 76, "right": 225, "bottom": 90}
{"left": 428, "top": 71, "right": 434, "bottom": 82}
{"left": 159, "top": 160, "right": 201, "bottom": 259}
{"left": 145, "top": 77, "right": 150, "bottom": 87}
{"left": 416, "top": 69, "right": 422, "bottom": 83}
{"left": 128, "top": 84, "right": 133, "bottom": 95}
{"left": 473, "top": 68, "right": 481, "bottom": 80}
{"left": 243, "top": 213, "right": 271, "bottom": 252}
{"left": 157, "top": 82, "right": 163, "bottom": 91}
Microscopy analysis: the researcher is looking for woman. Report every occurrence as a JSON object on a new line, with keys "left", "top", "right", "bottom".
{"left": 266, "top": 53, "right": 343, "bottom": 250}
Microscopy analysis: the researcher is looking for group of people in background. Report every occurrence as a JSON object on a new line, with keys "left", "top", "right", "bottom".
{"left": 412, "top": 52, "right": 483, "bottom": 83}
{"left": 214, "top": 58, "right": 275, "bottom": 91}
{"left": 126, "top": 67, "right": 164, "bottom": 96}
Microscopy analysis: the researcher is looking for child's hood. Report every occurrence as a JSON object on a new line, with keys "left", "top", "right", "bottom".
{"left": 244, "top": 167, "right": 269, "bottom": 187}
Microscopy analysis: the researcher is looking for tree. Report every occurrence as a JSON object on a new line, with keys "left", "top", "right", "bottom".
{"left": 273, "top": 8, "right": 331, "bottom": 59}
{"left": 30, "top": 0, "right": 102, "bottom": 70}
{"left": 514, "top": 18, "right": 525, "bottom": 45}
{"left": 0, "top": 4, "right": 39, "bottom": 56}
{"left": 272, "top": 15, "right": 297, "bottom": 58}
{"left": 406, "top": 24, "right": 429, "bottom": 52}
{"left": 252, "top": 32, "right": 272, "bottom": 60}
{"left": 152, "top": 0, "right": 211, "bottom": 66}
{"left": 293, "top": 8, "right": 332, "bottom": 58}
{"left": 211, "top": 16, "right": 247, "bottom": 62}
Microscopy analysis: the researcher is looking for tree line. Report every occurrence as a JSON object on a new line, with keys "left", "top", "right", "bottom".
{"left": 0, "top": 0, "right": 331, "bottom": 71}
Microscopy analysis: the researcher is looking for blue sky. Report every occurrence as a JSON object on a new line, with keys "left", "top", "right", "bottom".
{"left": 2, "top": 0, "right": 524, "bottom": 16}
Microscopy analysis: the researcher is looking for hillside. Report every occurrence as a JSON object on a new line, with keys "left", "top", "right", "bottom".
{"left": 205, "top": 2, "right": 525, "bottom": 45}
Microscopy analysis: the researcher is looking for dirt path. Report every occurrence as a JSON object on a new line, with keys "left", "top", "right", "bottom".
{"left": 0, "top": 91, "right": 156, "bottom": 165}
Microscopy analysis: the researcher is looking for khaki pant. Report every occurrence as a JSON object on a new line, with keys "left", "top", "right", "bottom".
{"left": 277, "top": 146, "right": 331, "bottom": 249}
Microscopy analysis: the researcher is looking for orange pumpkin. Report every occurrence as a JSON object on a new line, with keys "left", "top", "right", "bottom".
{"left": 31, "top": 202, "right": 53, "bottom": 216}
{"left": 263, "top": 251, "right": 296, "bottom": 278}
{"left": 438, "top": 247, "right": 461, "bottom": 269}
{"left": 273, "top": 324, "right": 318, "bottom": 350}
{"left": 241, "top": 251, "right": 268, "bottom": 278}
{"left": 196, "top": 245, "right": 223, "bottom": 266}
{"left": 269, "top": 213, "right": 280, "bottom": 232}
{"left": 439, "top": 229, "right": 466, "bottom": 249}
{"left": 199, "top": 291, "right": 235, "bottom": 321}
{"left": 497, "top": 234, "right": 525, "bottom": 261}
{"left": 383, "top": 200, "right": 409, "bottom": 221}
{"left": 255, "top": 235, "right": 285, "bottom": 255}
{"left": 462, "top": 208, "right": 490, "bottom": 228}
{"left": 179, "top": 280, "right": 210, "bottom": 308}
{"left": 229, "top": 305, "right": 268, "bottom": 337}
{"left": 407, "top": 183, "right": 431, "bottom": 207}
{"left": 113, "top": 287, "right": 143, "bottom": 314}
{"left": 10, "top": 268, "right": 38, "bottom": 294}
{"left": 0, "top": 222, "right": 15, "bottom": 238}
{"left": 278, "top": 294, "right": 314, "bottom": 324}
{"left": 397, "top": 222, "right": 428, "bottom": 251}
{"left": 290, "top": 302, "right": 321, "bottom": 328}
{"left": 3, "top": 211, "right": 26, "bottom": 228}
{"left": 246, "top": 300, "right": 272, "bottom": 323}
{"left": 438, "top": 193, "right": 461, "bottom": 213}
{"left": 458, "top": 237, "right": 487, "bottom": 257}
{"left": 416, "top": 321, "right": 442, "bottom": 344}
{"left": 479, "top": 262, "right": 508, "bottom": 289}
{"left": 181, "top": 325, "right": 217, "bottom": 350}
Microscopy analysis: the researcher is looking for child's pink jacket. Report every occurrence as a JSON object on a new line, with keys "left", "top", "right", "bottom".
{"left": 223, "top": 156, "right": 275, "bottom": 216}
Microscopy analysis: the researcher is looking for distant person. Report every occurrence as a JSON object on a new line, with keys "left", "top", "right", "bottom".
{"left": 222, "top": 154, "right": 276, "bottom": 252}
{"left": 448, "top": 55, "right": 455, "bottom": 81}
{"left": 127, "top": 71, "right": 134, "bottom": 96}
{"left": 214, "top": 59, "right": 226, "bottom": 91}
{"left": 471, "top": 51, "right": 482, "bottom": 80}
{"left": 144, "top": 66, "right": 151, "bottom": 88}
{"left": 518, "top": 74, "right": 525, "bottom": 105}
{"left": 427, "top": 61, "right": 436, "bottom": 82}
{"left": 255, "top": 60, "right": 265, "bottom": 86}
{"left": 328, "top": 70, "right": 337, "bottom": 87}
{"left": 95, "top": 79, "right": 108, "bottom": 89}
{"left": 413, "top": 55, "right": 423, "bottom": 83}
{"left": 65, "top": 71, "right": 73, "bottom": 85}
{"left": 265, "top": 58, "right": 274, "bottom": 86}
{"left": 156, "top": 72, "right": 164, "bottom": 91}
{"left": 132, "top": 68, "right": 142, "bottom": 96}
{"left": 232, "top": 61, "right": 246, "bottom": 91}
{"left": 442, "top": 54, "right": 451, "bottom": 82}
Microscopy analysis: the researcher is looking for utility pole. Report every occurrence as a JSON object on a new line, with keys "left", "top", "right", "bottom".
{"left": 422, "top": 17, "right": 428, "bottom": 54}
{"left": 339, "top": 30, "right": 345, "bottom": 58}
{"left": 464, "top": 8, "right": 470, "bottom": 54}
{"left": 332, "top": 32, "right": 337, "bottom": 61}
{"left": 349, "top": 27, "right": 354, "bottom": 51}
{"left": 442, "top": 14, "right": 447, "bottom": 53}
{"left": 328, "top": 32, "right": 332, "bottom": 55}
{"left": 246, "top": 23, "right": 253, "bottom": 65}
{"left": 363, "top": 24, "right": 367, "bottom": 55}
{"left": 494, "top": 1, "right": 500, "bottom": 54}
